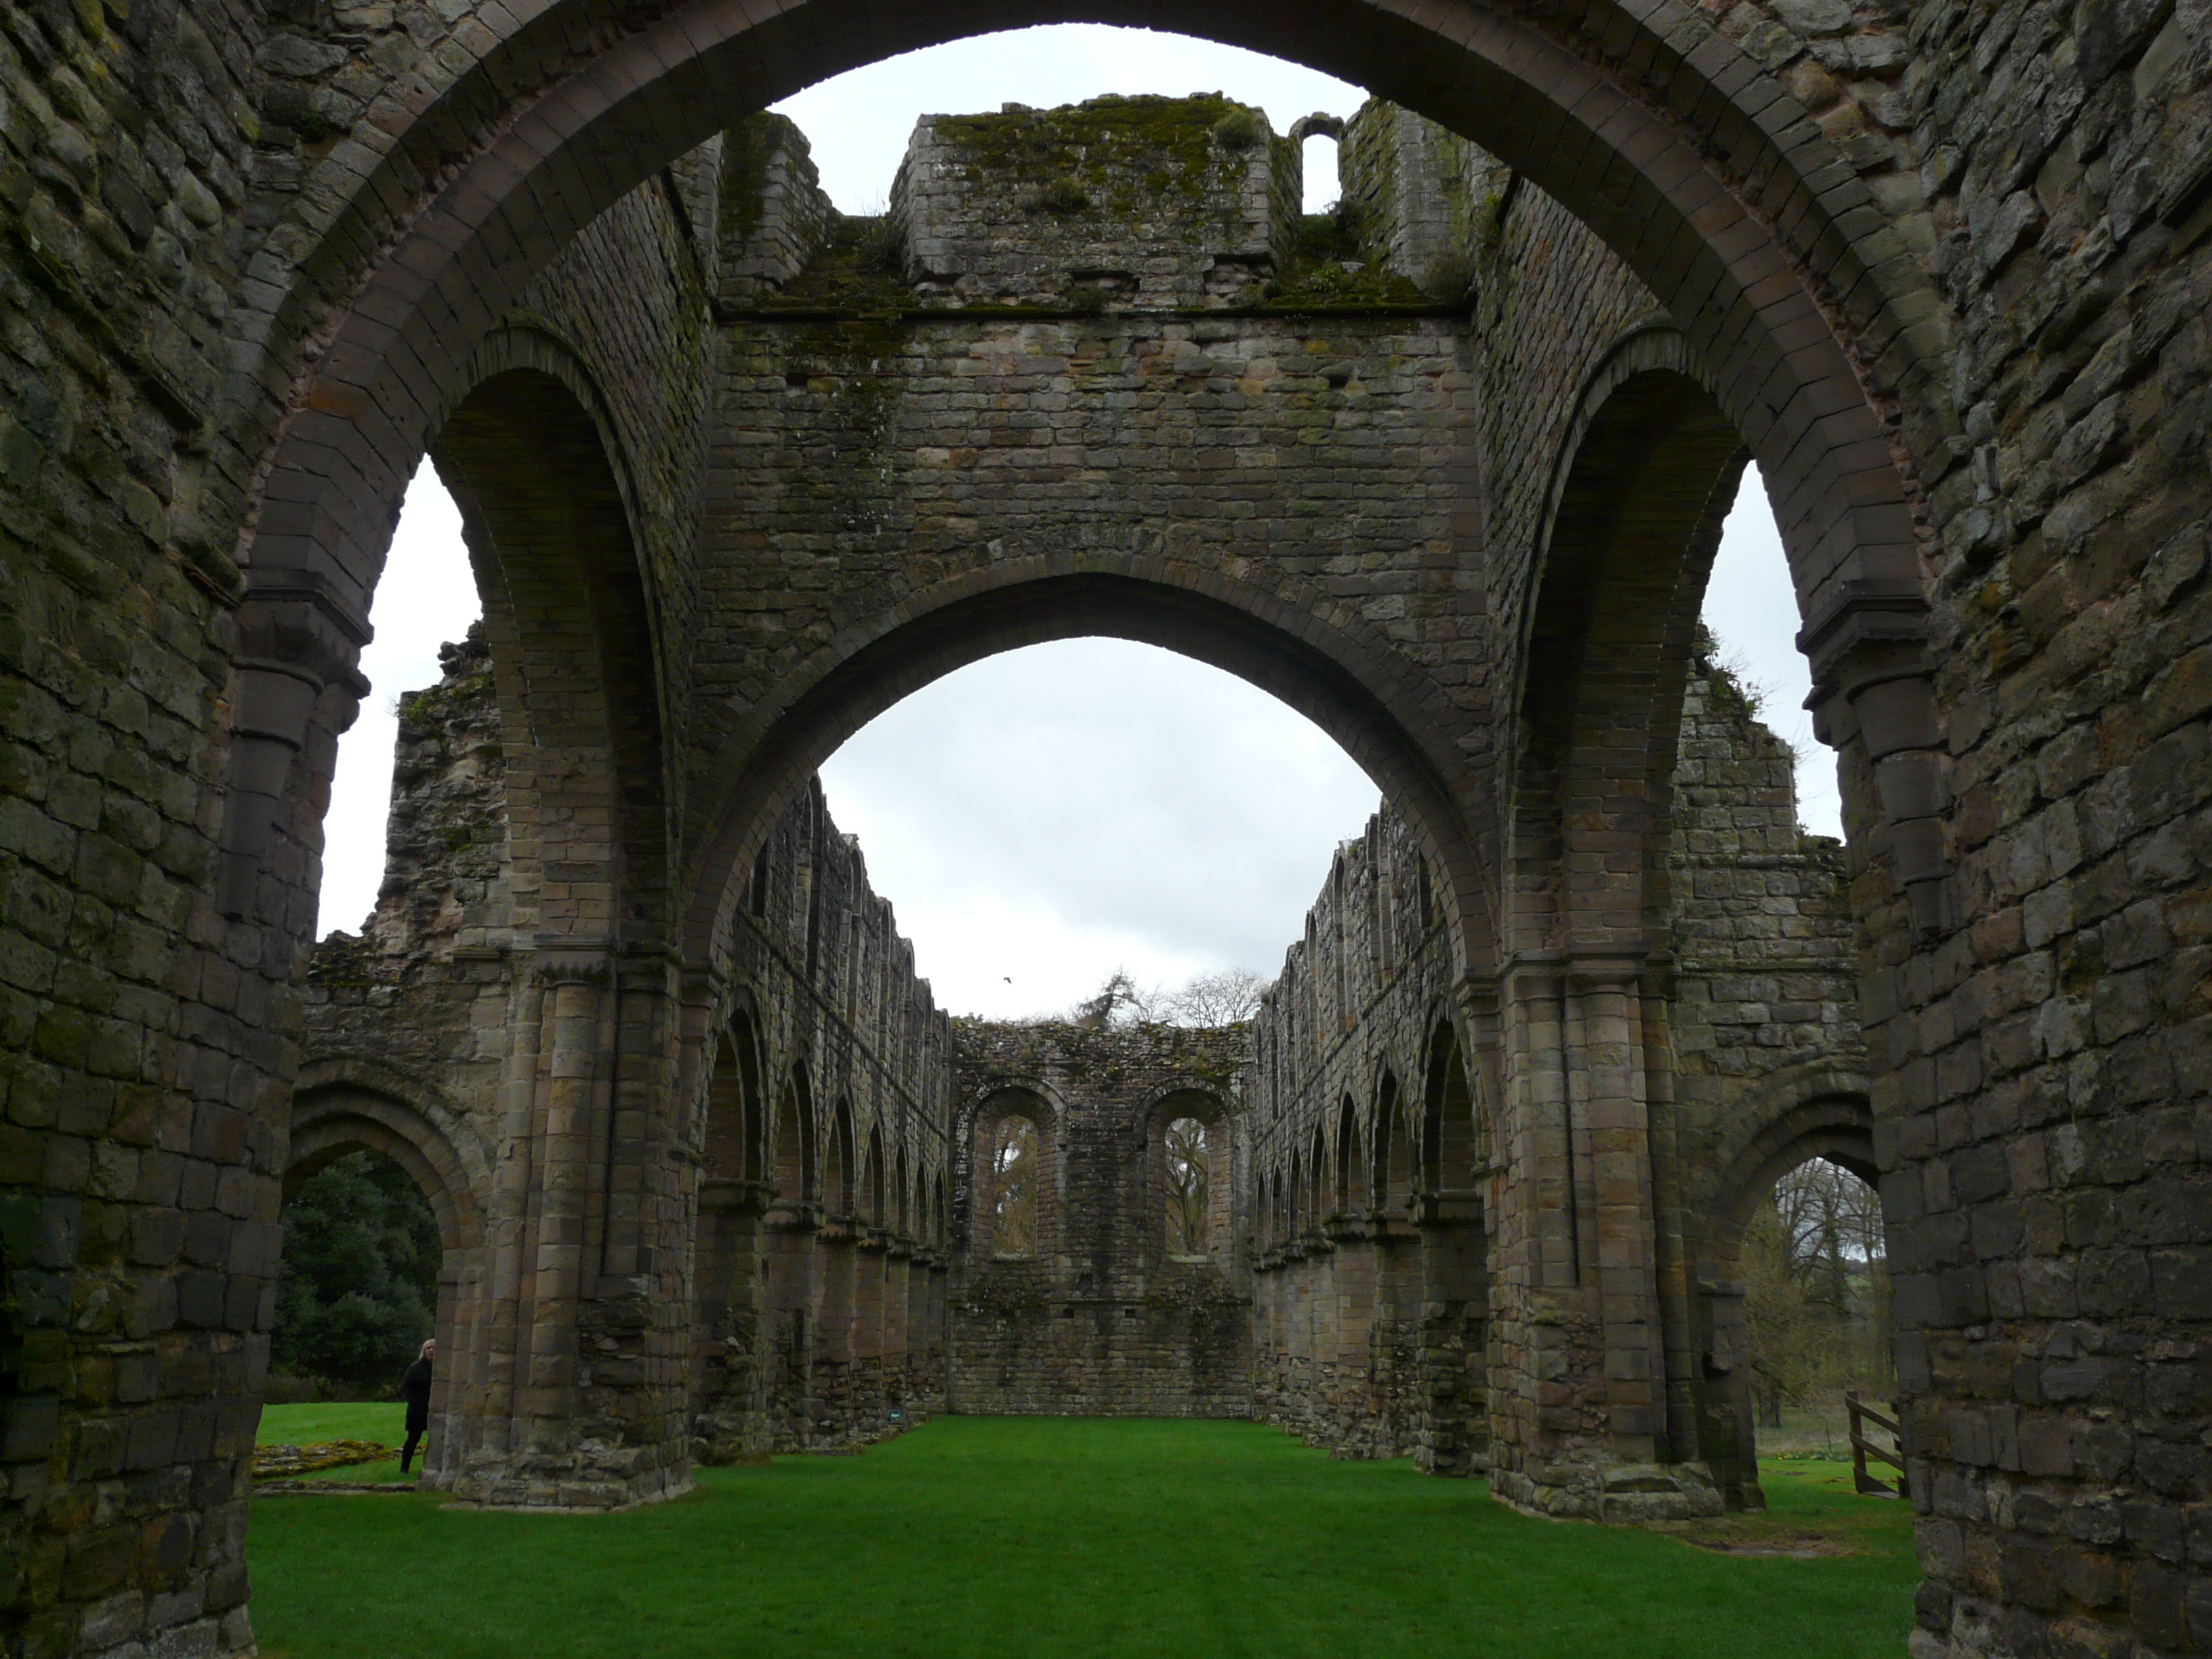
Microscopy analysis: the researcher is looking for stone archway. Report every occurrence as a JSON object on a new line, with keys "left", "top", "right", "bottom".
{"left": 215, "top": 4, "right": 1948, "bottom": 1001}
{"left": 284, "top": 1069, "right": 491, "bottom": 1488}
{"left": 18, "top": 0, "right": 2212, "bottom": 1646}
{"left": 1688, "top": 1075, "right": 1878, "bottom": 1508}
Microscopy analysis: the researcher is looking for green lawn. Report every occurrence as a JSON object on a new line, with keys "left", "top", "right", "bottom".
{"left": 247, "top": 1417, "right": 1917, "bottom": 1659}
{"left": 257, "top": 1401, "right": 415, "bottom": 1484}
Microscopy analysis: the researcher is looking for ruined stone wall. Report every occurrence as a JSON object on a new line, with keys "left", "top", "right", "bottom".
{"left": 889, "top": 95, "right": 1302, "bottom": 308}
{"left": 12, "top": 6, "right": 2212, "bottom": 1643}
{"left": 1250, "top": 659, "right": 1864, "bottom": 1509}
{"left": 947, "top": 1020, "right": 1250, "bottom": 1417}
{"left": 1246, "top": 811, "right": 1482, "bottom": 1471}
{"left": 0, "top": 5, "right": 338, "bottom": 1649}
{"left": 302, "top": 635, "right": 956, "bottom": 1475}
{"left": 722, "top": 780, "right": 955, "bottom": 1455}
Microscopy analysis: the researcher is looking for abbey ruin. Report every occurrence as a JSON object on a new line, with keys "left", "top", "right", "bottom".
{"left": 3, "top": 0, "right": 2209, "bottom": 1654}
{"left": 302, "top": 559, "right": 1858, "bottom": 1516}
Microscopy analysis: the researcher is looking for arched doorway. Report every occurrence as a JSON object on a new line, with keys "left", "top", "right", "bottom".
{"left": 283, "top": 1081, "right": 489, "bottom": 1488}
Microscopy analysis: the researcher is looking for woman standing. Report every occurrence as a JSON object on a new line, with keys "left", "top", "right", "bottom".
{"left": 398, "top": 1338, "right": 434, "bottom": 1474}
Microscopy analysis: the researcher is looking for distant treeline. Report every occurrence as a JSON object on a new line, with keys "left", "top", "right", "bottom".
{"left": 272, "top": 1151, "right": 440, "bottom": 1395}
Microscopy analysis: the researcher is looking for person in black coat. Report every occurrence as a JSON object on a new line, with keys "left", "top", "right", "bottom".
{"left": 398, "top": 1338, "right": 434, "bottom": 1473}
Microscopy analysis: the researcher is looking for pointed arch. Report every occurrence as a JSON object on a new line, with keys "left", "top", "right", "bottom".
{"left": 1372, "top": 1069, "right": 1410, "bottom": 1213}
{"left": 865, "top": 1122, "right": 888, "bottom": 1229}
{"left": 774, "top": 1066, "right": 815, "bottom": 1205}
{"left": 1422, "top": 1019, "right": 1478, "bottom": 1195}
{"left": 826, "top": 1101, "right": 858, "bottom": 1219}
{"left": 1335, "top": 1096, "right": 1361, "bottom": 1216}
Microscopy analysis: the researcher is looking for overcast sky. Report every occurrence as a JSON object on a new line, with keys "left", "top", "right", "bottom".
{"left": 313, "top": 27, "right": 1841, "bottom": 1020}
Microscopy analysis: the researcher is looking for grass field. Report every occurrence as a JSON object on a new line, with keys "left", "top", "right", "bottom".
{"left": 247, "top": 1416, "right": 1917, "bottom": 1659}
{"left": 256, "top": 1401, "right": 417, "bottom": 1485}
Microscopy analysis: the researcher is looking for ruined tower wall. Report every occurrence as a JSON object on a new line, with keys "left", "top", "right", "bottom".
{"left": 947, "top": 1020, "right": 1251, "bottom": 1417}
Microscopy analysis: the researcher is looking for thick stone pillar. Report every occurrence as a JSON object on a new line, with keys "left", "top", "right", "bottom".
{"left": 761, "top": 1203, "right": 819, "bottom": 1452}
{"left": 1564, "top": 961, "right": 1666, "bottom": 1456}
{"left": 693, "top": 1176, "right": 773, "bottom": 1463}
{"left": 812, "top": 1216, "right": 859, "bottom": 1439}
{"left": 1414, "top": 1193, "right": 1486, "bottom": 1476}
{"left": 440, "top": 952, "right": 694, "bottom": 1509}
{"left": 1487, "top": 960, "right": 1720, "bottom": 1519}
{"left": 853, "top": 1228, "right": 889, "bottom": 1429}
{"left": 1372, "top": 1218, "right": 1424, "bottom": 1456}
{"left": 925, "top": 1252, "right": 949, "bottom": 1404}
{"left": 883, "top": 1240, "right": 911, "bottom": 1411}
{"left": 1324, "top": 1215, "right": 1380, "bottom": 1452}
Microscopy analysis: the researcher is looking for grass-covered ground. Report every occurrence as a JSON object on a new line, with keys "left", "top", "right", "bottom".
{"left": 255, "top": 1400, "right": 416, "bottom": 1484}
{"left": 247, "top": 1416, "right": 1915, "bottom": 1659}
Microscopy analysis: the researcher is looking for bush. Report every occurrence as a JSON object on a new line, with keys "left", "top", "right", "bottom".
{"left": 1210, "top": 108, "right": 1268, "bottom": 151}
{"left": 272, "top": 1151, "right": 440, "bottom": 1392}
{"left": 1025, "top": 177, "right": 1090, "bottom": 215}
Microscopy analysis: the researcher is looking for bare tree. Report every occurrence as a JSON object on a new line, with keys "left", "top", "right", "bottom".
{"left": 1157, "top": 968, "right": 1269, "bottom": 1027}
{"left": 1165, "top": 1117, "right": 1212, "bottom": 1255}
{"left": 1743, "top": 1156, "right": 1892, "bottom": 1423}
{"left": 1070, "top": 970, "right": 1153, "bottom": 1028}
{"left": 1067, "top": 966, "right": 1271, "bottom": 1029}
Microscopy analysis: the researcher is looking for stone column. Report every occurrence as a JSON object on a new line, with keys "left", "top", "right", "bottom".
{"left": 1486, "top": 958, "right": 1720, "bottom": 1520}
{"left": 925, "top": 1251, "right": 949, "bottom": 1404}
{"left": 1564, "top": 960, "right": 1665, "bottom": 1460}
{"left": 812, "top": 1216, "right": 859, "bottom": 1441}
{"left": 853, "top": 1227, "right": 889, "bottom": 1431}
{"left": 883, "top": 1237, "right": 912, "bottom": 1414}
{"left": 760, "top": 1201, "right": 820, "bottom": 1452}
{"left": 693, "top": 1176, "right": 773, "bottom": 1463}
{"left": 443, "top": 951, "right": 696, "bottom": 1509}
{"left": 1692, "top": 1278, "right": 1759, "bottom": 1509}
{"left": 1324, "top": 1214, "right": 1380, "bottom": 1452}
{"left": 1414, "top": 1192, "right": 1486, "bottom": 1475}
{"left": 1372, "top": 1216, "right": 1424, "bottom": 1456}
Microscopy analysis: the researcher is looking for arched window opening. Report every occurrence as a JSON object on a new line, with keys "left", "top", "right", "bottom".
{"left": 1420, "top": 1020, "right": 1477, "bottom": 1192}
{"left": 1334, "top": 1097, "right": 1359, "bottom": 1216}
{"left": 866, "top": 1124, "right": 888, "bottom": 1226}
{"left": 1372, "top": 1071, "right": 1410, "bottom": 1211}
{"left": 272, "top": 1149, "right": 441, "bottom": 1398}
{"left": 1742, "top": 1155, "right": 1890, "bottom": 1434}
{"left": 773, "top": 1078, "right": 814, "bottom": 1205}
{"left": 1164, "top": 1117, "right": 1212, "bottom": 1258}
{"left": 895, "top": 1147, "right": 912, "bottom": 1235}
{"left": 827, "top": 1102, "right": 857, "bottom": 1218}
{"left": 991, "top": 1119, "right": 1040, "bottom": 1258}
{"left": 1302, "top": 132, "right": 1340, "bottom": 213}
{"left": 708, "top": 1016, "right": 766, "bottom": 1184}
{"left": 1309, "top": 1124, "right": 1328, "bottom": 1227}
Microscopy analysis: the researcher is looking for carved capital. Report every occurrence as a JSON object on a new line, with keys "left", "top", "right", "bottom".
{"left": 235, "top": 567, "right": 372, "bottom": 697}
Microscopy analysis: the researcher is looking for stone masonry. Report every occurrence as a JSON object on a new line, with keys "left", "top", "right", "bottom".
{"left": 302, "top": 631, "right": 956, "bottom": 1483}
{"left": 1248, "top": 650, "right": 1862, "bottom": 1513}
{"left": 3, "top": 3, "right": 2210, "bottom": 1647}
{"left": 947, "top": 1019, "right": 1251, "bottom": 1418}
